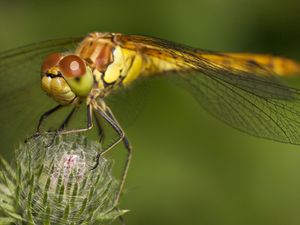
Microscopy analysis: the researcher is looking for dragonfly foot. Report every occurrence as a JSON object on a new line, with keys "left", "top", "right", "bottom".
{"left": 24, "top": 132, "right": 41, "bottom": 143}
{"left": 90, "top": 153, "right": 101, "bottom": 170}
{"left": 44, "top": 131, "right": 59, "bottom": 148}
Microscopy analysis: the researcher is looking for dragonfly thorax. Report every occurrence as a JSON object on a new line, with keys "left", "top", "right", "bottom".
{"left": 76, "top": 33, "right": 144, "bottom": 92}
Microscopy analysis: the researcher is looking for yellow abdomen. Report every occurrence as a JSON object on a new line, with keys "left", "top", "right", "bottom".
{"left": 200, "top": 52, "right": 300, "bottom": 77}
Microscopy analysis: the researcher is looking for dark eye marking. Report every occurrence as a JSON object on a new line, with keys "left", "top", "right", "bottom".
{"left": 46, "top": 73, "right": 63, "bottom": 78}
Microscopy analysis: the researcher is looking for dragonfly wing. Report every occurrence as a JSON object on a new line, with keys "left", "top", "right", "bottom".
{"left": 174, "top": 54, "right": 300, "bottom": 144}
{"left": 117, "top": 34, "right": 300, "bottom": 144}
{"left": 0, "top": 37, "right": 82, "bottom": 156}
{"left": 171, "top": 71, "right": 300, "bottom": 144}
{"left": 105, "top": 77, "right": 151, "bottom": 128}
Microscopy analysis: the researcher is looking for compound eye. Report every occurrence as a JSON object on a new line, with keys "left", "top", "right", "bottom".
{"left": 41, "top": 53, "right": 61, "bottom": 73}
{"left": 58, "top": 55, "right": 86, "bottom": 78}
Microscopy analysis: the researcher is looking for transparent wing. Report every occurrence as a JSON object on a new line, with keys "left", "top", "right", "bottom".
{"left": 0, "top": 37, "right": 82, "bottom": 156}
{"left": 105, "top": 78, "right": 151, "bottom": 128}
{"left": 171, "top": 72, "right": 300, "bottom": 144}
{"left": 118, "top": 34, "right": 300, "bottom": 144}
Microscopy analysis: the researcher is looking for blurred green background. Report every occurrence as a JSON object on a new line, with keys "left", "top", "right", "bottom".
{"left": 1, "top": 0, "right": 300, "bottom": 225}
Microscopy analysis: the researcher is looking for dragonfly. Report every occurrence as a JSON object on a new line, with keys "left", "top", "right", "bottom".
{"left": 1, "top": 32, "right": 300, "bottom": 207}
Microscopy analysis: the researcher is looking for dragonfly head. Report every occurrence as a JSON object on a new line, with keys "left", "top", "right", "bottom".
{"left": 41, "top": 53, "right": 94, "bottom": 105}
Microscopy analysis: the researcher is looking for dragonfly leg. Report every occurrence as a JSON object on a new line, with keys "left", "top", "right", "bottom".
{"left": 58, "top": 106, "right": 78, "bottom": 131}
{"left": 57, "top": 105, "right": 93, "bottom": 135}
{"left": 45, "top": 106, "right": 78, "bottom": 147}
{"left": 105, "top": 106, "right": 132, "bottom": 206}
{"left": 94, "top": 113, "right": 105, "bottom": 143}
{"left": 25, "top": 104, "right": 63, "bottom": 143}
{"left": 37, "top": 105, "right": 63, "bottom": 132}
{"left": 91, "top": 106, "right": 124, "bottom": 169}
{"left": 105, "top": 106, "right": 132, "bottom": 150}
{"left": 92, "top": 103, "right": 132, "bottom": 207}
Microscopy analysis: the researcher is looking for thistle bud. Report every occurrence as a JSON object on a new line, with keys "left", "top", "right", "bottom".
{"left": 0, "top": 134, "right": 127, "bottom": 225}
